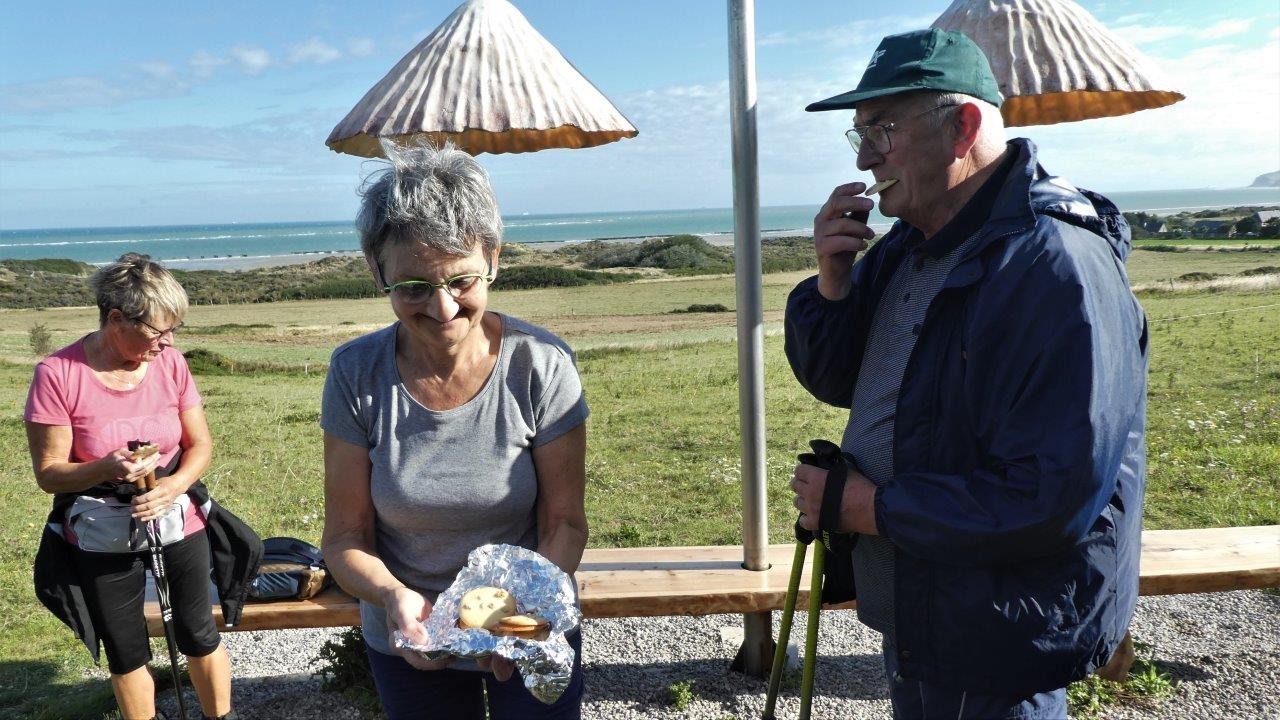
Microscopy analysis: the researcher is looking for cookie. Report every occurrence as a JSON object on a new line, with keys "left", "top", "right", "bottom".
{"left": 496, "top": 614, "right": 548, "bottom": 630}
{"left": 493, "top": 613, "right": 551, "bottom": 641}
{"left": 457, "top": 586, "right": 517, "bottom": 630}
{"left": 865, "top": 178, "right": 899, "bottom": 196}
{"left": 129, "top": 443, "right": 159, "bottom": 461}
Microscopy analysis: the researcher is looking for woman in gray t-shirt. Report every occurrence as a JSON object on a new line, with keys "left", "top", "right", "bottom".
{"left": 320, "top": 142, "right": 588, "bottom": 720}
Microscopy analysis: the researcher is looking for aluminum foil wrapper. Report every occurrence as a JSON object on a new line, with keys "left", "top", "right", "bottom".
{"left": 393, "top": 543, "right": 581, "bottom": 704}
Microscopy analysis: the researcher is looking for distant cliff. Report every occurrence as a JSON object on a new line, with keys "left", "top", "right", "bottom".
{"left": 1250, "top": 171, "right": 1280, "bottom": 188}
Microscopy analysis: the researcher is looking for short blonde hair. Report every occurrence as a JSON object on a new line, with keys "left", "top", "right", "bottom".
{"left": 90, "top": 253, "right": 189, "bottom": 327}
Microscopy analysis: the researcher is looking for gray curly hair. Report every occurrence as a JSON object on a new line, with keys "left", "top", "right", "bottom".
{"left": 356, "top": 141, "right": 503, "bottom": 263}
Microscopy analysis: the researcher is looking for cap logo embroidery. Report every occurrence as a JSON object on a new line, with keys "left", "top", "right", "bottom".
{"left": 866, "top": 48, "right": 886, "bottom": 70}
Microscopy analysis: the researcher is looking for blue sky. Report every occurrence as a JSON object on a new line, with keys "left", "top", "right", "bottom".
{"left": 1, "top": 0, "right": 1277, "bottom": 229}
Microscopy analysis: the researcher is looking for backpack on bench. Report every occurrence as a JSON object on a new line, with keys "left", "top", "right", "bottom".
{"left": 248, "top": 537, "right": 331, "bottom": 601}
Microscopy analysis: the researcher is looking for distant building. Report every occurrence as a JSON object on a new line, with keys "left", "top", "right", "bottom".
{"left": 1252, "top": 210, "right": 1280, "bottom": 224}
{"left": 1192, "top": 220, "right": 1236, "bottom": 238}
{"left": 1142, "top": 220, "right": 1169, "bottom": 234}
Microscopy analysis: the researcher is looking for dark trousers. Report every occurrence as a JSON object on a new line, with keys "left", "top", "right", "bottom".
{"left": 365, "top": 630, "right": 584, "bottom": 720}
{"left": 883, "top": 638, "right": 1068, "bottom": 719}
{"left": 72, "top": 530, "right": 221, "bottom": 674}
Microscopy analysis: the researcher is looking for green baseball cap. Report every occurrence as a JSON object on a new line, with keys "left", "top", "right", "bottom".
{"left": 806, "top": 28, "right": 1002, "bottom": 112}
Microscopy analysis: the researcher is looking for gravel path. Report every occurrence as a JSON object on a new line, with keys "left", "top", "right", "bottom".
{"left": 156, "top": 589, "right": 1279, "bottom": 719}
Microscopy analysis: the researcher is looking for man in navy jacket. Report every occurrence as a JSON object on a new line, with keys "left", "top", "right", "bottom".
{"left": 786, "top": 29, "right": 1148, "bottom": 719}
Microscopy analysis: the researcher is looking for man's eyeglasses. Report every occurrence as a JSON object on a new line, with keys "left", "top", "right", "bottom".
{"left": 133, "top": 317, "right": 183, "bottom": 339}
{"left": 380, "top": 263, "right": 495, "bottom": 302}
{"left": 845, "top": 104, "right": 959, "bottom": 154}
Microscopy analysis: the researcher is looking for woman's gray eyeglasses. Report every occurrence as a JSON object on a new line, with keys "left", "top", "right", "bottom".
{"left": 133, "top": 317, "right": 183, "bottom": 338}
{"left": 845, "top": 104, "right": 959, "bottom": 154}
{"left": 380, "top": 264, "right": 494, "bottom": 302}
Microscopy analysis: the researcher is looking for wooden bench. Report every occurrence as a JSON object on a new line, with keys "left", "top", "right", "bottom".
{"left": 147, "top": 525, "right": 1279, "bottom": 636}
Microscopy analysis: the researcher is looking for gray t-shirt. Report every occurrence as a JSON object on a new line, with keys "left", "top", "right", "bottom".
{"left": 320, "top": 314, "right": 588, "bottom": 654}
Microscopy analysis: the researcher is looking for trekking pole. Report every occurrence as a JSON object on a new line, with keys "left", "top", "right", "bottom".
{"left": 763, "top": 440, "right": 855, "bottom": 720}
{"left": 762, "top": 540, "right": 808, "bottom": 720}
{"left": 798, "top": 541, "right": 824, "bottom": 720}
{"left": 131, "top": 441, "right": 189, "bottom": 720}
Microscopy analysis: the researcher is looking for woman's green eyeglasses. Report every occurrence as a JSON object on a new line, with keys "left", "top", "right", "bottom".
{"left": 380, "top": 265, "right": 495, "bottom": 302}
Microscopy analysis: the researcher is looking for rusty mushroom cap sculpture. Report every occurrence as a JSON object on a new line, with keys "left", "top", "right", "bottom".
{"left": 327, "top": 0, "right": 637, "bottom": 157}
{"left": 933, "top": 0, "right": 1184, "bottom": 127}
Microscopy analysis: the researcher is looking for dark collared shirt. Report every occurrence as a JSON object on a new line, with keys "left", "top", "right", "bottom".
{"left": 843, "top": 149, "right": 1017, "bottom": 637}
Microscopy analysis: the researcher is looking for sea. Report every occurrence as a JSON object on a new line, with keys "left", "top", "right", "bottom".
{"left": 2, "top": 187, "right": 1278, "bottom": 270}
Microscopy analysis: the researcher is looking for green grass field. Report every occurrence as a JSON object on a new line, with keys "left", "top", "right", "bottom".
{"left": 0, "top": 249, "right": 1277, "bottom": 718}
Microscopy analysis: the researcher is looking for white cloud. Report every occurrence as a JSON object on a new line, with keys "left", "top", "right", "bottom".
{"left": 583, "top": 28, "right": 1280, "bottom": 210}
{"left": 1030, "top": 39, "right": 1280, "bottom": 190}
{"left": 0, "top": 76, "right": 130, "bottom": 113}
{"left": 189, "top": 50, "right": 228, "bottom": 79}
{"left": 289, "top": 37, "right": 342, "bottom": 65}
{"left": 347, "top": 37, "right": 376, "bottom": 57}
{"left": 57, "top": 108, "right": 346, "bottom": 173}
{"left": 1111, "top": 24, "right": 1188, "bottom": 45}
{"left": 230, "top": 45, "right": 272, "bottom": 75}
{"left": 1113, "top": 13, "right": 1152, "bottom": 25}
{"left": 138, "top": 61, "right": 177, "bottom": 80}
{"left": 1198, "top": 19, "right": 1251, "bottom": 40}
{"left": 757, "top": 14, "right": 937, "bottom": 49}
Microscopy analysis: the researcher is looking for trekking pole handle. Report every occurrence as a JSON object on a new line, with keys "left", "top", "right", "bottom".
{"left": 127, "top": 440, "right": 160, "bottom": 491}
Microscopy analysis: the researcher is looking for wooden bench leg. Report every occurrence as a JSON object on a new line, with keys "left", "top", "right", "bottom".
{"left": 1095, "top": 630, "right": 1136, "bottom": 682}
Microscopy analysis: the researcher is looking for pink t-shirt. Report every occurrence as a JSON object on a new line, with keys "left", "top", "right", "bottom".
{"left": 25, "top": 337, "right": 207, "bottom": 537}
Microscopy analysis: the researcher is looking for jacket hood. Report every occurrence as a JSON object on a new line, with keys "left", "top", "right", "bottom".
{"left": 1012, "top": 139, "right": 1132, "bottom": 262}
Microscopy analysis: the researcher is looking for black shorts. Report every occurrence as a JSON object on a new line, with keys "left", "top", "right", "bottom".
{"left": 71, "top": 530, "right": 222, "bottom": 674}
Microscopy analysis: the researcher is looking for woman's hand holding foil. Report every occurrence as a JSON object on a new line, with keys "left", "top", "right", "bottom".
{"left": 385, "top": 587, "right": 453, "bottom": 671}
{"left": 477, "top": 654, "right": 516, "bottom": 681}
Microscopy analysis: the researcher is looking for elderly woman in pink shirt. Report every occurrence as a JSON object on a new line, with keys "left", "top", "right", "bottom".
{"left": 25, "top": 253, "right": 237, "bottom": 720}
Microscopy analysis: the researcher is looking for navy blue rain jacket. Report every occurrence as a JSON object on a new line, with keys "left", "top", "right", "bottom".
{"left": 785, "top": 138, "right": 1148, "bottom": 694}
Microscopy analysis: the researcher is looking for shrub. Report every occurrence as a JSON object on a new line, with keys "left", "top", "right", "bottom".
{"left": 1066, "top": 642, "right": 1175, "bottom": 719}
{"left": 313, "top": 627, "right": 380, "bottom": 716}
{"left": 2, "top": 258, "right": 95, "bottom": 275}
{"left": 670, "top": 303, "right": 730, "bottom": 314}
{"left": 271, "top": 278, "right": 378, "bottom": 301}
{"left": 644, "top": 242, "right": 715, "bottom": 269}
{"left": 1177, "top": 272, "right": 1219, "bottom": 282}
{"left": 29, "top": 323, "right": 54, "bottom": 356}
{"left": 493, "top": 265, "right": 638, "bottom": 290}
{"left": 188, "top": 323, "right": 273, "bottom": 335}
{"left": 183, "top": 348, "right": 239, "bottom": 375}
{"left": 577, "top": 235, "right": 731, "bottom": 271}
{"left": 667, "top": 679, "right": 695, "bottom": 710}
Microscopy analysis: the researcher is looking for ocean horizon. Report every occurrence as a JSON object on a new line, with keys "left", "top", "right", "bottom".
{"left": 3, "top": 187, "right": 1278, "bottom": 269}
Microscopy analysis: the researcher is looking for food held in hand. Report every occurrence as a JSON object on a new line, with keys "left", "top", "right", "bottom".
{"left": 458, "top": 586, "right": 517, "bottom": 630}
{"left": 128, "top": 441, "right": 159, "bottom": 461}
{"left": 491, "top": 613, "right": 551, "bottom": 641}
{"left": 866, "top": 178, "right": 898, "bottom": 196}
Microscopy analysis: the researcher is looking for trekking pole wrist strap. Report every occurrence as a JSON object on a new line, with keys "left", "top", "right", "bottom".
{"left": 818, "top": 455, "right": 849, "bottom": 550}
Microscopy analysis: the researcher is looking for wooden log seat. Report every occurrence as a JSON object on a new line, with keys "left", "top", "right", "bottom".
{"left": 146, "top": 525, "right": 1280, "bottom": 636}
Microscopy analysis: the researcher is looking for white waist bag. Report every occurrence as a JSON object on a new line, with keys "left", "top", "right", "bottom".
{"left": 65, "top": 494, "right": 192, "bottom": 553}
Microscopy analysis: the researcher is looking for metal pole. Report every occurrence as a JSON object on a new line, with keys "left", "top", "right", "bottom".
{"left": 727, "top": 0, "right": 772, "bottom": 678}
